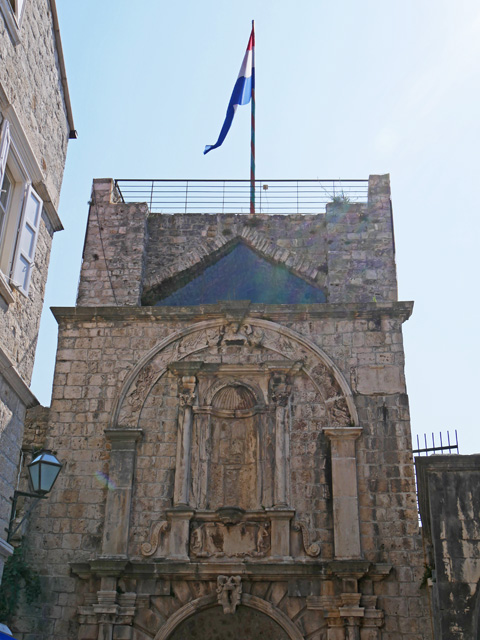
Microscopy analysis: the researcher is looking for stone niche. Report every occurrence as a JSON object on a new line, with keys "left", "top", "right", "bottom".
{"left": 142, "top": 359, "right": 299, "bottom": 561}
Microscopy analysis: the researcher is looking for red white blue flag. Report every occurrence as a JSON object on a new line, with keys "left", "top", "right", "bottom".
{"left": 204, "top": 27, "right": 255, "bottom": 154}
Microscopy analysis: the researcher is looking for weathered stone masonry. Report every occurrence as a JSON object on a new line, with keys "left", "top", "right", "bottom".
{"left": 16, "top": 174, "right": 432, "bottom": 639}
{"left": 0, "top": 0, "right": 74, "bottom": 581}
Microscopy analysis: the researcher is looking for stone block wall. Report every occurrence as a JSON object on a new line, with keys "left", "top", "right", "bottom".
{"left": 76, "top": 179, "right": 149, "bottom": 307}
{"left": 416, "top": 455, "right": 480, "bottom": 639}
{"left": 0, "top": 0, "right": 73, "bottom": 586}
{"left": 0, "top": 0, "right": 70, "bottom": 206}
{"left": 0, "top": 212, "right": 54, "bottom": 383}
{"left": 12, "top": 301, "right": 432, "bottom": 639}
{"left": 0, "top": 211, "right": 53, "bottom": 544}
{"left": 12, "top": 174, "right": 430, "bottom": 639}
{"left": 326, "top": 175, "right": 397, "bottom": 304}
{"left": 0, "top": 375, "right": 27, "bottom": 545}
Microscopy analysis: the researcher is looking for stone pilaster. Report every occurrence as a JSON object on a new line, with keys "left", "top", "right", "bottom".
{"left": 325, "top": 427, "right": 363, "bottom": 560}
{"left": 270, "top": 372, "right": 292, "bottom": 508}
{"left": 101, "top": 429, "right": 143, "bottom": 557}
{"left": 173, "top": 375, "right": 197, "bottom": 507}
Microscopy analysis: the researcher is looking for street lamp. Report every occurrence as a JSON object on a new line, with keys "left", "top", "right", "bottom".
{"left": 6, "top": 450, "right": 63, "bottom": 543}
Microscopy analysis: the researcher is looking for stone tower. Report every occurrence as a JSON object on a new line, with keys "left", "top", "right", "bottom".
{"left": 16, "top": 175, "right": 432, "bottom": 639}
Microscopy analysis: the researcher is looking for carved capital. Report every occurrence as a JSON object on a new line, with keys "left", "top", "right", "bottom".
{"left": 179, "top": 375, "right": 197, "bottom": 406}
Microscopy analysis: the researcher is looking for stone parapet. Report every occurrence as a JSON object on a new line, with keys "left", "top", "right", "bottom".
{"left": 77, "top": 175, "right": 398, "bottom": 308}
{"left": 77, "top": 180, "right": 149, "bottom": 306}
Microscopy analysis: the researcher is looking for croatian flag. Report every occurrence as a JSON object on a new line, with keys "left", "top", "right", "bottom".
{"left": 204, "top": 27, "right": 255, "bottom": 155}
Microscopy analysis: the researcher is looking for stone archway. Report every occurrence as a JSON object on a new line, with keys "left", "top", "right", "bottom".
{"left": 154, "top": 594, "right": 304, "bottom": 640}
{"left": 111, "top": 316, "right": 358, "bottom": 430}
{"left": 168, "top": 605, "right": 289, "bottom": 640}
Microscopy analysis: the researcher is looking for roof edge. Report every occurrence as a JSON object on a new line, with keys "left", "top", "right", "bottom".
{"left": 49, "top": 0, "right": 76, "bottom": 139}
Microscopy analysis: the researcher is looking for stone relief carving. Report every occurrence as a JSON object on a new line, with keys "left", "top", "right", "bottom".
{"left": 270, "top": 373, "right": 292, "bottom": 407}
{"left": 311, "top": 363, "right": 340, "bottom": 400}
{"left": 329, "top": 397, "right": 351, "bottom": 426}
{"left": 141, "top": 520, "right": 171, "bottom": 557}
{"left": 221, "top": 322, "right": 248, "bottom": 345}
{"left": 115, "top": 318, "right": 356, "bottom": 430}
{"left": 216, "top": 575, "right": 242, "bottom": 614}
{"left": 292, "top": 520, "right": 321, "bottom": 557}
{"left": 126, "top": 364, "right": 156, "bottom": 411}
{"left": 190, "top": 521, "right": 270, "bottom": 558}
{"left": 243, "top": 323, "right": 265, "bottom": 348}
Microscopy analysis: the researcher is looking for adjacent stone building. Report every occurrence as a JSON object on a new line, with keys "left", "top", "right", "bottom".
{"left": 12, "top": 174, "right": 435, "bottom": 639}
{"left": 0, "top": 0, "right": 75, "bottom": 581}
{"left": 416, "top": 454, "right": 480, "bottom": 639}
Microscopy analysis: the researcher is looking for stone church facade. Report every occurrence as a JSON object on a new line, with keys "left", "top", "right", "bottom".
{"left": 17, "top": 175, "right": 432, "bottom": 639}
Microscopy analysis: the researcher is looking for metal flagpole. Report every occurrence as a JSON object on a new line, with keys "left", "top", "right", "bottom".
{"left": 250, "top": 20, "right": 255, "bottom": 215}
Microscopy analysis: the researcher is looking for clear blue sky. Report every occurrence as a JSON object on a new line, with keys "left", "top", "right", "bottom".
{"left": 32, "top": 0, "right": 480, "bottom": 455}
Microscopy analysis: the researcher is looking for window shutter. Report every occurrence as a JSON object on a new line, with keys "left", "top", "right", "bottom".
{"left": 0, "top": 119, "right": 11, "bottom": 187}
{"left": 12, "top": 184, "right": 42, "bottom": 295}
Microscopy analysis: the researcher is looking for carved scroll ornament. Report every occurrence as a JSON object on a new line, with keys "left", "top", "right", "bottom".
{"left": 292, "top": 520, "right": 321, "bottom": 557}
{"left": 141, "top": 520, "right": 171, "bottom": 557}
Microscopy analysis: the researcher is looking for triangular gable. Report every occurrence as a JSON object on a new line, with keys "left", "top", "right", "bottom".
{"left": 154, "top": 243, "right": 326, "bottom": 306}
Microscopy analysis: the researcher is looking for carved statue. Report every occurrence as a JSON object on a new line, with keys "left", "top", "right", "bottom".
{"left": 255, "top": 522, "right": 270, "bottom": 555}
{"left": 217, "top": 575, "right": 242, "bottom": 614}
{"left": 270, "top": 373, "right": 292, "bottom": 407}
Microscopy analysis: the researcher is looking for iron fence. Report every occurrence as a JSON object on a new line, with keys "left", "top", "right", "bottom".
{"left": 114, "top": 179, "right": 369, "bottom": 215}
{"left": 413, "top": 430, "right": 459, "bottom": 456}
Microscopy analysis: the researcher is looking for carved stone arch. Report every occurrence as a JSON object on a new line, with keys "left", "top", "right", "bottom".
{"left": 153, "top": 593, "right": 305, "bottom": 640}
{"left": 111, "top": 317, "right": 358, "bottom": 429}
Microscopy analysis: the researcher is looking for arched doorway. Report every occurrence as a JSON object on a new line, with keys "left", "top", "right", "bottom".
{"left": 154, "top": 594, "right": 305, "bottom": 640}
{"left": 168, "top": 604, "right": 290, "bottom": 640}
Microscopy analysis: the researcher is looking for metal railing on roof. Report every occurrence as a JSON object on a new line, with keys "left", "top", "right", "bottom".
{"left": 114, "top": 179, "right": 369, "bottom": 215}
{"left": 413, "top": 430, "right": 459, "bottom": 456}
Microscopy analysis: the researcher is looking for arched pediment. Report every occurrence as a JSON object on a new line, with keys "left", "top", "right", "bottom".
{"left": 111, "top": 317, "right": 358, "bottom": 429}
{"left": 142, "top": 236, "right": 325, "bottom": 306}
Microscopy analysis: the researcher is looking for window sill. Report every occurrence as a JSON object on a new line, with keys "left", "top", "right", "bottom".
{"left": 0, "top": 270, "right": 14, "bottom": 304}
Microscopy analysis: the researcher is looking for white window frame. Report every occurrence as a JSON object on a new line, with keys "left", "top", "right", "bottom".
{"left": 0, "top": 118, "right": 42, "bottom": 298}
{"left": 0, "top": 0, "right": 26, "bottom": 45}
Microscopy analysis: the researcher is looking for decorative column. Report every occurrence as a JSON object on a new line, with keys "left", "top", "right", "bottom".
{"left": 101, "top": 429, "right": 142, "bottom": 557}
{"left": 173, "top": 375, "right": 196, "bottom": 507}
{"left": 325, "top": 427, "right": 363, "bottom": 559}
{"left": 270, "top": 372, "right": 292, "bottom": 507}
{"left": 167, "top": 368, "right": 199, "bottom": 560}
{"left": 267, "top": 371, "right": 294, "bottom": 558}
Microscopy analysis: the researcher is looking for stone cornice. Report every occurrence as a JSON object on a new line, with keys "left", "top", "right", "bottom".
{"left": 71, "top": 558, "right": 384, "bottom": 581}
{"left": 324, "top": 426, "right": 363, "bottom": 441}
{"left": 0, "top": 346, "right": 38, "bottom": 408}
{"left": 49, "top": 0, "right": 76, "bottom": 138}
{"left": 52, "top": 301, "right": 414, "bottom": 324}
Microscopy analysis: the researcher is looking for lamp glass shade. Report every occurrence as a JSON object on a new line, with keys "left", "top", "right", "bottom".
{"left": 27, "top": 451, "right": 62, "bottom": 495}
